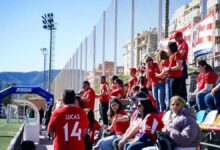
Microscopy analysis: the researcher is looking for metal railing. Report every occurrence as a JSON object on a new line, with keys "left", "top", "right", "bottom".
{"left": 7, "top": 123, "right": 25, "bottom": 150}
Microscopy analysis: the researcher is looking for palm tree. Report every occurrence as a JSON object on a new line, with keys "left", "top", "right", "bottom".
{"left": 165, "top": 0, "right": 169, "bottom": 38}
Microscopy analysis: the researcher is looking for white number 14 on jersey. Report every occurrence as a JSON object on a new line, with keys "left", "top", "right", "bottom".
{"left": 63, "top": 121, "right": 82, "bottom": 141}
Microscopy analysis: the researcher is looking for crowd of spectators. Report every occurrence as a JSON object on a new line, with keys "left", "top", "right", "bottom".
{"left": 45, "top": 31, "right": 220, "bottom": 150}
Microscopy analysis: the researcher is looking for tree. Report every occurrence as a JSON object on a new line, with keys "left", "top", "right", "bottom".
{"left": 116, "top": 74, "right": 130, "bottom": 84}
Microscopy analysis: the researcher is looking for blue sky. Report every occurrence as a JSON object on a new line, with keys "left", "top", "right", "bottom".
{"left": 0, "top": 0, "right": 191, "bottom": 72}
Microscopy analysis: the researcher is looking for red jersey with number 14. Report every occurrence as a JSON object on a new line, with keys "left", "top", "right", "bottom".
{"left": 48, "top": 106, "right": 88, "bottom": 150}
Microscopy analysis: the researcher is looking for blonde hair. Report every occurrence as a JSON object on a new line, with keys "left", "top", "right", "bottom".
{"left": 170, "top": 96, "right": 186, "bottom": 111}
{"left": 55, "top": 98, "right": 64, "bottom": 109}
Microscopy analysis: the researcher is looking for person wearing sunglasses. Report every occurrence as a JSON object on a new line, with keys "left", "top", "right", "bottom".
{"left": 123, "top": 100, "right": 164, "bottom": 150}
{"left": 145, "top": 55, "right": 165, "bottom": 112}
{"left": 164, "top": 96, "right": 201, "bottom": 150}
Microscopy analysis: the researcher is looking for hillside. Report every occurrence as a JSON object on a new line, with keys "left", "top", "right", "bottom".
{"left": 0, "top": 70, "right": 60, "bottom": 88}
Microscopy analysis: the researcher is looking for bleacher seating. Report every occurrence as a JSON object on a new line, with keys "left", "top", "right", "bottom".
{"left": 196, "top": 110, "right": 207, "bottom": 124}
{"left": 205, "top": 115, "right": 220, "bottom": 132}
{"left": 199, "top": 110, "right": 218, "bottom": 129}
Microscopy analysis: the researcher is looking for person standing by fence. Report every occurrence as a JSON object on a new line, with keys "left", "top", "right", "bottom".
{"left": 96, "top": 76, "right": 110, "bottom": 125}
{"left": 81, "top": 81, "right": 96, "bottom": 110}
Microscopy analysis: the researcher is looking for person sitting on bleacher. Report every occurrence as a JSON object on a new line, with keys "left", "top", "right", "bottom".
{"left": 189, "top": 60, "right": 218, "bottom": 111}
{"left": 204, "top": 77, "right": 220, "bottom": 113}
{"left": 112, "top": 92, "right": 144, "bottom": 150}
{"left": 94, "top": 98, "right": 130, "bottom": 150}
{"left": 164, "top": 96, "right": 201, "bottom": 150}
{"left": 139, "top": 87, "right": 157, "bottom": 111}
{"left": 123, "top": 100, "right": 164, "bottom": 150}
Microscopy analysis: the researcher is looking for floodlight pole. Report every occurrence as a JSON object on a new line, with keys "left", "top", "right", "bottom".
{"left": 41, "top": 48, "right": 47, "bottom": 90}
{"left": 42, "top": 13, "right": 56, "bottom": 93}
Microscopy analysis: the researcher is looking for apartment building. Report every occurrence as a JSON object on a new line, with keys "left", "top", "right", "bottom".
{"left": 123, "top": 29, "right": 158, "bottom": 75}
{"left": 87, "top": 61, "right": 124, "bottom": 88}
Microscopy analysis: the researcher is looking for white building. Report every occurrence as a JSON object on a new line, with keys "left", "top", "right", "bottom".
{"left": 123, "top": 29, "right": 158, "bottom": 74}
{"left": 169, "top": 0, "right": 201, "bottom": 34}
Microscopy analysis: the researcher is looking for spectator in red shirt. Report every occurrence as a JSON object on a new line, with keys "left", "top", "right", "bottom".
{"left": 84, "top": 109, "right": 102, "bottom": 150}
{"left": 96, "top": 76, "right": 110, "bottom": 125}
{"left": 193, "top": 60, "right": 218, "bottom": 110}
{"left": 48, "top": 90, "right": 88, "bottom": 150}
{"left": 110, "top": 79, "right": 124, "bottom": 100}
{"left": 156, "top": 50, "right": 170, "bottom": 110}
{"left": 163, "top": 42, "right": 187, "bottom": 109}
{"left": 145, "top": 55, "right": 165, "bottom": 112}
{"left": 94, "top": 98, "right": 130, "bottom": 150}
{"left": 174, "top": 31, "right": 189, "bottom": 80}
{"left": 128, "top": 67, "right": 138, "bottom": 97}
{"left": 122, "top": 83, "right": 129, "bottom": 99}
{"left": 81, "top": 81, "right": 96, "bottom": 110}
{"left": 110, "top": 75, "right": 119, "bottom": 92}
{"left": 137, "top": 63, "right": 148, "bottom": 90}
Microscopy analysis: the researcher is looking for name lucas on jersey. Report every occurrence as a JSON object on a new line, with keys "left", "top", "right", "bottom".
{"left": 65, "top": 114, "right": 80, "bottom": 120}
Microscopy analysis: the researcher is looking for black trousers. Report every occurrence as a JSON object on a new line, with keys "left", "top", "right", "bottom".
{"left": 170, "top": 76, "right": 187, "bottom": 100}
{"left": 99, "top": 102, "right": 109, "bottom": 125}
{"left": 182, "top": 60, "right": 188, "bottom": 79}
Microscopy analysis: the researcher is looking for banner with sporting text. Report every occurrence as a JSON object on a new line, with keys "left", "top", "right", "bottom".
{"left": 158, "top": 13, "right": 214, "bottom": 58}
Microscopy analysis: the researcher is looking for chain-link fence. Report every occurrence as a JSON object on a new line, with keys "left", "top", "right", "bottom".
{"left": 52, "top": 0, "right": 217, "bottom": 103}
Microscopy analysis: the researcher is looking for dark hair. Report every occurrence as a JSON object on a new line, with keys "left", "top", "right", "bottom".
{"left": 111, "top": 75, "right": 118, "bottom": 81}
{"left": 75, "top": 95, "right": 83, "bottom": 108}
{"left": 140, "top": 86, "right": 149, "bottom": 95}
{"left": 159, "top": 50, "right": 169, "bottom": 60}
{"left": 83, "top": 81, "right": 90, "bottom": 86}
{"left": 139, "top": 76, "right": 147, "bottom": 86}
{"left": 63, "top": 89, "right": 76, "bottom": 104}
{"left": 168, "top": 41, "right": 178, "bottom": 54}
{"left": 133, "top": 85, "right": 140, "bottom": 91}
{"left": 124, "top": 83, "right": 128, "bottom": 87}
{"left": 87, "top": 109, "right": 95, "bottom": 129}
{"left": 101, "top": 76, "right": 106, "bottom": 80}
{"left": 140, "top": 100, "right": 157, "bottom": 119}
{"left": 109, "top": 98, "right": 123, "bottom": 118}
{"left": 198, "top": 60, "right": 213, "bottom": 71}
{"left": 115, "top": 79, "right": 124, "bottom": 87}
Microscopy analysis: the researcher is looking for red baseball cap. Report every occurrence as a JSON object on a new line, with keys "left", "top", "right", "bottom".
{"left": 174, "top": 31, "right": 183, "bottom": 38}
{"left": 130, "top": 67, "right": 137, "bottom": 74}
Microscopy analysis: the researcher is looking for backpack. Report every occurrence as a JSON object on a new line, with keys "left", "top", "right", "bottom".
{"left": 20, "top": 140, "right": 36, "bottom": 150}
{"left": 156, "top": 131, "right": 174, "bottom": 150}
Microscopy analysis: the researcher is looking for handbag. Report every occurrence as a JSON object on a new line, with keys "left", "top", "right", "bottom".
{"left": 156, "top": 131, "right": 174, "bottom": 150}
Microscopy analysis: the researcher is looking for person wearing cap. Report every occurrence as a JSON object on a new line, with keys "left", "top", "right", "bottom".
{"left": 145, "top": 55, "right": 165, "bottom": 112}
{"left": 174, "top": 31, "right": 189, "bottom": 81}
{"left": 127, "top": 67, "right": 138, "bottom": 97}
